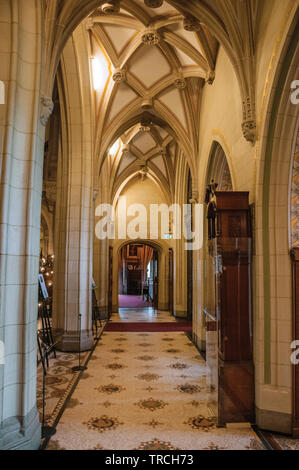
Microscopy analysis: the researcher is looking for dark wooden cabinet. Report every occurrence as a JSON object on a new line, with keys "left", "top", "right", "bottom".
{"left": 208, "top": 192, "right": 254, "bottom": 425}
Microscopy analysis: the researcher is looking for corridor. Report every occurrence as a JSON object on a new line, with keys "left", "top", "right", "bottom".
{"left": 45, "top": 311, "right": 264, "bottom": 450}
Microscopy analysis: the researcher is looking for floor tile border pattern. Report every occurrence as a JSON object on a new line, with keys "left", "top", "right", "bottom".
{"left": 40, "top": 322, "right": 107, "bottom": 449}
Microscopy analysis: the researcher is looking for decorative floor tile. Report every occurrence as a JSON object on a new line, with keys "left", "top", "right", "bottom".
{"left": 135, "top": 398, "right": 168, "bottom": 412}
{"left": 84, "top": 416, "right": 123, "bottom": 433}
{"left": 136, "top": 438, "right": 180, "bottom": 450}
{"left": 45, "top": 310, "right": 265, "bottom": 450}
{"left": 95, "top": 384, "right": 125, "bottom": 395}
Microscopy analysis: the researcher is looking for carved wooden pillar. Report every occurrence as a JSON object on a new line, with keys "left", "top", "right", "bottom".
{"left": 291, "top": 248, "right": 299, "bottom": 437}
{"left": 207, "top": 192, "right": 254, "bottom": 425}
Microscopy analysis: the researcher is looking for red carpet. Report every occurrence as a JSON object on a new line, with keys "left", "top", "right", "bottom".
{"left": 105, "top": 322, "right": 192, "bottom": 332}
{"left": 119, "top": 295, "right": 152, "bottom": 308}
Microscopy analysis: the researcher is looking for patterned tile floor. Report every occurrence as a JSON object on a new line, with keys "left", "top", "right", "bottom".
{"left": 37, "top": 323, "right": 106, "bottom": 427}
{"left": 37, "top": 351, "right": 89, "bottom": 426}
{"left": 273, "top": 436, "right": 299, "bottom": 450}
{"left": 45, "top": 310, "right": 264, "bottom": 450}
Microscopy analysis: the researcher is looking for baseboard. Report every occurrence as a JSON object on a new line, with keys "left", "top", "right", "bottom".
{"left": 256, "top": 406, "right": 292, "bottom": 435}
{"left": 174, "top": 310, "right": 187, "bottom": 318}
{"left": 54, "top": 329, "right": 93, "bottom": 352}
{"left": 0, "top": 406, "right": 41, "bottom": 450}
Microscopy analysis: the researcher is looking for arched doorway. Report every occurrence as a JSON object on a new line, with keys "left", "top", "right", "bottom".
{"left": 118, "top": 242, "right": 159, "bottom": 310}
{"left": 112, "top": 239, "right": 170, "bottom": 315}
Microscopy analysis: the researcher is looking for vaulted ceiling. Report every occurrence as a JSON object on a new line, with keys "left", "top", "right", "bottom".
{"left": 45, "top": 0, "right": 260, "bottom": 149}
{"left": 86, "top": 0, "right": 219, "bottom": 196}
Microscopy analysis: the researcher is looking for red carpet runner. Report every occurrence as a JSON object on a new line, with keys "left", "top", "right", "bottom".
{"left": 105, "top": 322, "right": 192, "bottom": 332}
{"left": 119, "top": 295, "right": 152, "bottom": 308}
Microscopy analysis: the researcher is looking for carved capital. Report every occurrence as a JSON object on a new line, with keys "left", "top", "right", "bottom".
{"left": 141, "top": 96, "right": 153, "bottom": 109}
{"left": 122, "top": 144, "right": 131, "bottom": 153}
{"left": 85, "top": 17, "right": 94, "bottom": 30}
{"left": 93, "top": 188, "right": 99, "bottom": 201}
{"left": 206, "top": 70, "right": 215, "bottom": 85}
{"left": 139, "top": 125, "right": 151, "bottom": 133}
{"left": 101, "top": 1, "right": 120, "bottom": 14}
{"left": 242, "top": 96, "right": 256, "bottom": 144}
{"left": 189, "top": 190, "right": 199, "bottom": 204}
{"left": 40, "top": 96, "right": 54, "bottom": 127}
{"left": 183, "top": 15, "right": 201, "bottom": 32}
{"left": 174, "top": 72, "right": 186, "bottom": 89}
{"left": 139, "top": 165, "right": 148, "bottom": 180}
{"left": 113, "top": 68, "right": 126, "bottom": 83}
{"left": 144, "top": 0, "right": 163, "bottom": 7}
{"left": 140, "top": 112, "right": 154, "bottom": 128}
{"left": 242, "top": 120, "right": 256, "bottom": 144}
{"left": 141, "top": 28, "right": 161, "bottom": 46}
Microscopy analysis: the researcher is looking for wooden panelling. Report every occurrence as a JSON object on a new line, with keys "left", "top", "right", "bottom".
{"left": 208, "top": 191, "right": 254, "bottom": 425}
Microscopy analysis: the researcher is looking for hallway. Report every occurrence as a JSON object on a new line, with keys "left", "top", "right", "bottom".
{"left": 45, "top": 310, "right": 264, "bottom": 450}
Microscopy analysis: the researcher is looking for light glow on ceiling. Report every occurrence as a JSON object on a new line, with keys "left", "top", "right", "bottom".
{"left": 109, "top": 138, "right": 123, "bottom": 157}
{"left": 91, "top": 55, "right": 110, "bottom": 91}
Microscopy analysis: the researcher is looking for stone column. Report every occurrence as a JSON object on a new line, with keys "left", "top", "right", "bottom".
{"left": 52, "top": 34, "right": 94, "bottom": 352}
{"left": 93, "top": 232, "right": 109, "bottom": 314}
{"left": 158, "top": 249, "right": 168, "bottom": 311}
{"left": 0, "top": 0, "right": 44, "bottom": 450}
{"left": 173, "top": 238, "right": 188, "bottom": 318}
{"left": 52, "top": 118, "right": 94, "bottom": 351}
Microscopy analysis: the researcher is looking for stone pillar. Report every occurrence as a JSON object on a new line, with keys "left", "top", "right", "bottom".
{"left": 0, "top": 0, "right": 44, "bottom": 450}
{"left": 173, "top": 238, "right": 187, "bottom": 318}
{"left": 158, "top": 249, "right": 168, "bottom": 311}
{"left": 53, "top": 130, "right": 94, "bottom": 351}
{"left": 93, "top": 236, "right": 109, "bottom": 314}
{"left": 93, "top": 175, "right": 110, "bottom": 316}
{"left": 52, "top": 35, "right": 94, "bottom": 352}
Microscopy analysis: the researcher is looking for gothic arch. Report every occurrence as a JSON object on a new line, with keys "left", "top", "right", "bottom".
{"left": 289, "top": 125, "right": 299, "bottom": 248}
{"left": 112, "top": 238, "right": 170, "bottom": 311}
{"left": 206, "top": 141, "right": 233, "bottom": 191}
{"left": 253, "top": 10, "right": 299, "bottom": 433}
